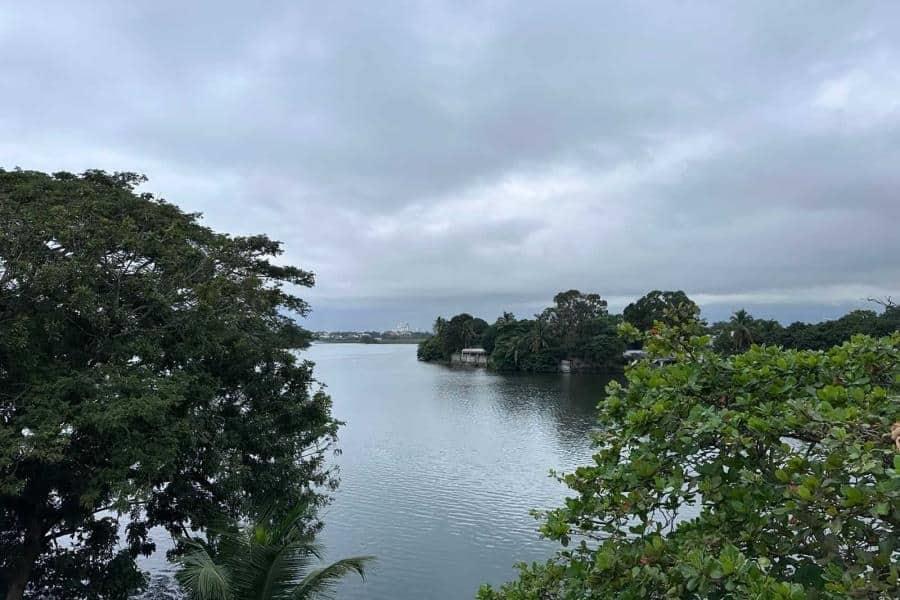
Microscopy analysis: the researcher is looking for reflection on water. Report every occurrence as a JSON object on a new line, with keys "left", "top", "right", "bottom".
{"left": 137, "top": 343, "right": 611, "bottom": 599}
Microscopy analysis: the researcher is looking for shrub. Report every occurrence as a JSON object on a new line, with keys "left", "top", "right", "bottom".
{"left": 480, "top": 324, "right": 900, "bottom": 598}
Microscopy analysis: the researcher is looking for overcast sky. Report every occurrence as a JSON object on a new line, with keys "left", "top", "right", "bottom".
{"left": 2, "top": 2, "right": 898, "bottom": 329}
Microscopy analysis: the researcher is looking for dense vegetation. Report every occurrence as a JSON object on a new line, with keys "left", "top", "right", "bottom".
{"left": 0, "top": 170, "right": 352, "bottom": 598}
{"left": 421, "top": 289, "right": 900, "bottom": 374}
{"left": 711, "top": 306, "right": 900, "bottom": 355}
{"left": 622, "top": 290, "right": 699, "bottom": 333}
{"left": 418, "top": 291, "right": 625, "bottom": 373}
{"left": 480, "top": 314, "right": 900, "bottom": 598}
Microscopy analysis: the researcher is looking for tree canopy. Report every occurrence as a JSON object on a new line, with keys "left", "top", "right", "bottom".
{"left": 711, "top": 306, "right": 900, "bottom": 355}
{"left": 480, "top": 321, "right": 900, "bottom": 598}
{"left": 623, "top": 290, "right": 698, "bottom": 333}
{"left": 419, "top": 292, "right": 624, "bottom": 373}
{"left": 0, "top": 170, "right": 341, "bottom": 598}
{"left": 417, "top": 313, "right": 489, "bottom": 362}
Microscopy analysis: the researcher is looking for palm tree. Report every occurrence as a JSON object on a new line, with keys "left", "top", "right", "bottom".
{"left": 524, "top": 318, "right": 553, "bottom": 354}
{"left": 729, "top": 309, "right": 754, "bottom": 352}
{"left": 176, "top": 505, "right": 374, "bottom": 600}
{"left": 461, "top": 318, "right": 477, "bottom": 348}
{"left": 432, "top": 316, "right": 446, "bottom": 336}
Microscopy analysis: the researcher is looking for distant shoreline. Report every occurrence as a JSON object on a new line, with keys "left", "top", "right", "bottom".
{"left": 313, "top": 338, "right": 428, "bottom": 345}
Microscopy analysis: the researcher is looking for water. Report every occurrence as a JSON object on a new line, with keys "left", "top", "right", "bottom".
{"left": 139, "top": 343, "right": 610, "bottom": 599}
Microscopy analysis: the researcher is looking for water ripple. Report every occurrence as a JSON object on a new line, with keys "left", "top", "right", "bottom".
{"left": 136, "top": 344, "right": 606, "bottom": 599}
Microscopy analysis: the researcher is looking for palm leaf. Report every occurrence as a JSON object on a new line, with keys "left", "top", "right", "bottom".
{"left": 291, "top": 556, "right": 374, "bottom": 600}
{"left": 176, "top": 547, "right": 233, "bottom": 600}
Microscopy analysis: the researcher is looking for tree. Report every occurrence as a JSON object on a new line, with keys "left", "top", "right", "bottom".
{"left": 542, "top": 290, "right": 608, "bottom": 356}
{"left": 480, "top": 313, "right": 516, "bottom": 356}
{"left": 488, "top": 319, "right": 532, "bottom": 371}
{"left": 623, "top": 290, "right": 698, "bottom": 332}
{"left": 176, "top": 505, "right": 372, "bottom": 600}
{"left": 480, "top": 324, "right": 900, "bottom": 598}
{"left": 0, "top": 170, "right": 341, "bottom": 598}
{"left": 523, "top": 317, "right": 554, "bottom": 354}
{"left": 581, "top": 315, "right": 625, "bottom": 370}
{"left": 716, "top": 308, "right": 755, "bottom": 354}
{"left": 432, "top": 316, "right": 447, "bottom": 337}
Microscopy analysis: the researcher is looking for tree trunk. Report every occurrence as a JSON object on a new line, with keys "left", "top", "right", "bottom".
{"left": 5, "top": 516, "right": 44, "bottom": 600}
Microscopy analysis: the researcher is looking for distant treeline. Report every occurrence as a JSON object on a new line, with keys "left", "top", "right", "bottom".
{"left": 710, "top": 304, "right": 900, "bottom": 354}
{"left": 418, "top": 290, "right": 900, "bottom": 372}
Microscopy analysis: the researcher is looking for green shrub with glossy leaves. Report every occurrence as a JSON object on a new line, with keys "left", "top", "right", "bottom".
{"left": 480, "top": 321, "right": 900, "bottom": 599}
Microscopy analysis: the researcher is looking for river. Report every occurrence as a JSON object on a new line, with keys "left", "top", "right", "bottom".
{"left": 138, "top": 343, "right": 610, "bottom": 599}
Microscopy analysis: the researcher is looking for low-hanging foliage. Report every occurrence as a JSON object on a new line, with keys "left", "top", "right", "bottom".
{"left": 176, "top": 504, "right": 373, "bottom": 600}
{"left": 480, "top": 318, "right": 900, "bottom": 599}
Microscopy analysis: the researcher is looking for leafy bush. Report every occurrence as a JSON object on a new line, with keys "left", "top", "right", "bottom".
{"left": 416, "top": 335, "right": 445, "bottom": 361}
{"left": 480, "top": 324, "right": 900, "bottom": 598}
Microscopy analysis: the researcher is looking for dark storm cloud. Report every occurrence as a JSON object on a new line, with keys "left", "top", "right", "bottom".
{"left": 1, "top": 1, "right": 898, "bottom": 328}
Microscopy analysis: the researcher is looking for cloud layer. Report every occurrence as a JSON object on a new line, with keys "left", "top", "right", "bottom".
{"left": 2, "top": 1, "right": 898, "bottom": 328}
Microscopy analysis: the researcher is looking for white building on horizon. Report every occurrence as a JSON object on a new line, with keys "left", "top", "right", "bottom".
{"left": 391, "top": 322, "right": 412, "bottom": 335}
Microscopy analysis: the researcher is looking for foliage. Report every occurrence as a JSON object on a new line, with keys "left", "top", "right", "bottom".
{"left": 416, "top": 335, "right": 445, "bottom": 362}
{"left": 541, "top": 290, "right": 609, "bottom": 352}
{"left": 176, "top": 504, "right": 372, "bottom": 600}
{"left": 623, "top": 290, "right": 698, "bottom": 333}
{"left": 416, "top": 313, "right": 488, "bottom": 362}
{"left": 421, "top": 292, "right": 623, "bottom": 373}
{"left": 0, "top": 170, "right": 341, "bottom": 598}
{"left": 712, "top": 306, "right": 900, "bottom": 355}
{"left": 480, "top": 321, "right": 900, "bottom": 599}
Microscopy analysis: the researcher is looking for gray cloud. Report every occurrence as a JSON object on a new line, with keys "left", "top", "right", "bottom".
{"left": 2, "top": 1, "right": 898, "bottom": 329}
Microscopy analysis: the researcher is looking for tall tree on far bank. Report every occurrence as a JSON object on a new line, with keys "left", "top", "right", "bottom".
{"left": 623, "top": 289, "right": 697, "bottom": 332}
{"left": 728, "top": 308, "right": 756, "bottom": 353}
{"left": 542, "top": 290, "right": 608, "bottom": 354}
{"left": 0, "top": 170, "right": 341, "bottom": 598}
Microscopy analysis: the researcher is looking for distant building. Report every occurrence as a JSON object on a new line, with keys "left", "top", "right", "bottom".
{"left": 391, "top": 322, "right": 412, "bottom": 335}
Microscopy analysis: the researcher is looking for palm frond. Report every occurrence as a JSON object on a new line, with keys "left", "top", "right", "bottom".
{"left": 232, "top": 526, "right": 319, "bottom": 599}
{"left": 291, "top": 556, "right": 375, "bottom": 600}
{"left": 176, "top": 547, "right": 233, "bottom": 600}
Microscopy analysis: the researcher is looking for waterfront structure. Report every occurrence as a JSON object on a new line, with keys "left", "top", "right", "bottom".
{"left": 623, "top": 349, "right": 649, "bottom": 363}
{"left": 453, "top": 348, "right": 489, "bottom": 366}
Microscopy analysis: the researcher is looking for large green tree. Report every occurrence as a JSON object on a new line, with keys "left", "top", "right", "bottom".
{"left": 481, "top": 322, "right": 900, "bottom": 598}
{"left": 623, "top": 290, "right": 698, "bottom": 332}
{"left": 542, "top": 290, "right": 608, "bottom": 355}
{"left": 0, "top": 170, "right": 341, "bottom": 598}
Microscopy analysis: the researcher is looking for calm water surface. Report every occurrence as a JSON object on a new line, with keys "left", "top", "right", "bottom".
{"left": 140, "top": 343, "right": 609, "bottom": 599}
